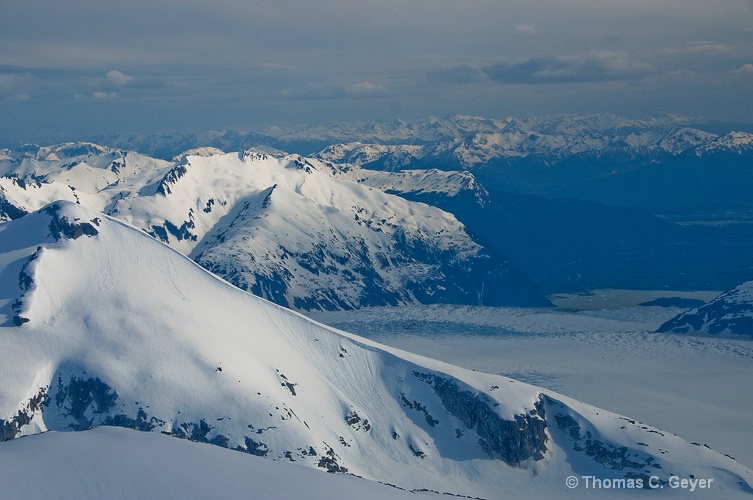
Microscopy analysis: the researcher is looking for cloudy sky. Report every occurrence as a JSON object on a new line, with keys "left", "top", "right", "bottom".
{"left": 2, "top": 0, "right": 752, "bottom": 141}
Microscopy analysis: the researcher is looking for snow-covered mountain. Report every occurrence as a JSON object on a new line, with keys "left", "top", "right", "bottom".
{"left": 658, "top": 281, "right": 753, "bottom": 337}
{"left": 309, "top": 114, "right": 748, "bottom": 170}
{"left": 24, "top": 113, "right": 751, "bottom": 216}
{"left": 0, "top": 144, "right": 548, "bottom": 310}
{"left": 1, "top": 201, "right": 751, "bottom": 497}
{"left": 51, "top": 114, "right": 749, "bottom": 165}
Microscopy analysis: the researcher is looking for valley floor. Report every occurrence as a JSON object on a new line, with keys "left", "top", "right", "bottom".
{"left": 308, "top": 298, "right": 753, "bottom": 470}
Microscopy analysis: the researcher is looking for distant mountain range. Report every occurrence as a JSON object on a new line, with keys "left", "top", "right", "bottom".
{"left": 39, "top": 113, "right": 749, "bottom": 217}
{"left": 64, "top": 113, "right": 752, "bottom": 162}
{"left": 1, "top": 201, "right": 750, "bottom": 497}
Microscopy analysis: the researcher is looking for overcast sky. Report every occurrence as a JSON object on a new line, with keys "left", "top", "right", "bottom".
{"left": 2, "top": 0, "right": 752, "bottom": 141}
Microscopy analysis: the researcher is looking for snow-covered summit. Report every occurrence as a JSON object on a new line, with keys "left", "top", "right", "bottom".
{"left": 1, "top": 201, "right": 751, "bottom": 497}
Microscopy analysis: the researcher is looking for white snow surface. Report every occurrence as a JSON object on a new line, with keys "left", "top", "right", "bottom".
{"left": 1, "top": 202, "right": 752, "bottom": 498}
{"left": 0, "top": 427, "right": 425, "bottom": 500}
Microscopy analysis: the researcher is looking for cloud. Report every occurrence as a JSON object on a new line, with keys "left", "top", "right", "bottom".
{"left": 731, "top": 63, "right": 753, "bottom": 74}
{"left": 0, "top": 71, "right": 36, "bottom": 96}
{"left": 106, "top": 70, "right": 133, "bottom": 86}
{"left": 280, "top": 81, "right": 387, "bottom": 101}
{"left": 346, "top": 81, "right": 386, "bottom": 95}
{"left": 426, "top": 66, "right": 487, "bottom": 85}
{"left": 481, "top": 52, "right": 650, "bottom": 85}
{"left": 513, "top": 23, "right": 537, "bottom": 35}
{"left": 92, "top": 91, "right": 118, "bottom": 99}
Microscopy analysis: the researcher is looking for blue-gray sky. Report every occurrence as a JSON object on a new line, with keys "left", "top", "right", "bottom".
{"left": 2, "top": 0, "right": 753, "bottom": 141}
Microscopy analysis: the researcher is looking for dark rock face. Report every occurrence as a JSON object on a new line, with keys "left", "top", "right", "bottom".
{"left": 43, "top": 205, "right": 99, "bottom": 241}
{"left": 317, "top": 446, "right": 348, "bottom": 473}
{"left": 156, "top": 164, "right": 188, "bottom": 196}
{"left": 150, "top": 210, "right": 197, "bottom": 243}
{"left": 0, "top": 193, "right": 27, "bottom": 221}
{"left": 658, "top": 281, "right": 753, "bottom": 337}
{"left": 9, "top": 247, "right": 42, "bottom": 327}
{"left": 244, "top": 436, "right": 270, "bottom": 457}
{"left": 0, "top": 387, "right": 46, "bottom": 441}
{"left": 52, "top": 374, "right": 119, "bottom": 430}
{"left": 412, "top": 371, "right": 548, "bottom": 465}
{"left": 545, "top": 396, "right": 662, "bottom": 488}
{"left": 105, "top": 409, "right": 164, "bottom": 432}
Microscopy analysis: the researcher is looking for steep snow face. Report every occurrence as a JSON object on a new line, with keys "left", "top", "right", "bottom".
{"left": 658, "top": 281, "right": 753, "bottom": 337}
{"left": 0, "top": 147, "right": 549, "bottom": 310}
{"left": 1, "top": 202, "right": 751, "bottom": 498}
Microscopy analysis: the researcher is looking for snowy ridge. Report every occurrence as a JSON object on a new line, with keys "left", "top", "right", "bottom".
{"left": 658, "top": 281, "right": 753, "bottom": 337}
{"left": 694, "top": 132, "right": 753, "bottom": 156}
{"left": 1, "top": 201, "right": 751, "bottom": 498}
{"left": 0, "top": 146, "right": 548, "bottom": 310}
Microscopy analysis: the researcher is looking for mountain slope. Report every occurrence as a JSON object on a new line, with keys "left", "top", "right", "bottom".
{"left": 658, "top": 281, "right": 753, "bottom": 337}
{"left": 0, "top": 202, "right": 751, "bottom": 497}
{"left": 0, "top": 146, "right": 549, "bottom": 310}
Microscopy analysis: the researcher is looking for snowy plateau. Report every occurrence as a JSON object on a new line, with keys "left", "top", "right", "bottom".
{"left": 1, "top": 114, "right": 753, "bottom": 499}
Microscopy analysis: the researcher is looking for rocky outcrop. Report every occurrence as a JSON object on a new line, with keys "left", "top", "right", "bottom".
{"left": 0, "top": 191, "right": 27, "bottom": 221}
{"left": 412, "top": 371, "right": 547, "bottom": 465}
{"left": 544, "top": 396, "right": 664, "bottom": 487}
{"left": 0, "top": 387, "right": 47, "bottom": 441}
{"left": 44, "top": 204, "right": 100, "bottom": 241}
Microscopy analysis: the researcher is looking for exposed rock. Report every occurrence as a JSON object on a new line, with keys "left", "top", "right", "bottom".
{"left": 44, "top": 205, "right": 99, "bottom": 241}
{"left": 0, "top": 387, "right": 46, "bottom": 441}
{"left": 412, "top": 371, "right": 547, "bottom": 465}
{"left": 317, "top": 446, "right": 348, "bottom": 473}
{"left": 0, "top": 192, "right": 27, "bottom": 221}
{"left": 52, "top": 374, "right": 118, "bottom": 430}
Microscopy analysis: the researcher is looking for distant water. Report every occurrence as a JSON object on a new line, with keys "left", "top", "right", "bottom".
{"left": 546, "top": 289, "right": 720, "bottom": 310}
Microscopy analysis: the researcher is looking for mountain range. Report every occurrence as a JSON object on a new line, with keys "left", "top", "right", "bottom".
{"left": 36, "top": 112, "right": 748, "bottom": 218}
{"left": 3, "top": 139, "right": 752, "bottom": 302}
{"left": 1, "top": 201, "right": 751, "bottom": 498}
{"left": 0, "top": 144, "right": 549, "bottom": 310}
